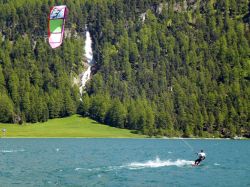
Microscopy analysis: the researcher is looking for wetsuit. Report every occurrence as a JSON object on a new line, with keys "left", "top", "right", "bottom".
{"left": 195, "top": 152, "right": 206, "bottom": 165}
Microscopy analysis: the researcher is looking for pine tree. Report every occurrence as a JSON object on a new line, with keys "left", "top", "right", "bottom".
{"left": 0, "top": 94, "right": 14, "bottom": 122}
{"left": 105, "top": 99, "right": 127, "bottom": 128}
{"left": 0, "top": 66, "right": 5, "bottom": 93}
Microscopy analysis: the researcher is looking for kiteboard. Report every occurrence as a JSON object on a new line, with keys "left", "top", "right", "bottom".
{"left": 192, "top": 163, "right": 200, "bottom": 167}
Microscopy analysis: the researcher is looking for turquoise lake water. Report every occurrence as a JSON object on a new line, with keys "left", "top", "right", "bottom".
{"left": 0, "top": 139, "right": 249, "bottom": 187}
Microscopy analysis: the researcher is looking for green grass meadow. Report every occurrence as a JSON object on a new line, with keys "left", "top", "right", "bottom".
{"left": 0, "top": 115, "right": 144, "bottom": 138}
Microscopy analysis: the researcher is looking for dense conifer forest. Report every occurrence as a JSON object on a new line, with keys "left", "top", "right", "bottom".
{"left": 0, "top": 0, "right": 249, "bottom": 138}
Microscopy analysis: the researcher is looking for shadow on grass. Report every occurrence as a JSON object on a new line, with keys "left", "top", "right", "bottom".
{"left": 130, "top": 130, "right": 141, "bottom": 134}
{"left": 89, "top": 121, "right": 144, "bottom": 136}
{"left": 90, "top": 121, "right": 108, "bottom": 126}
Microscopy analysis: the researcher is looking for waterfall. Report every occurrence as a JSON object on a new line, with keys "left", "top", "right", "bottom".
{"left": 84, "top": 31, "right": 93, "bottom": 64}
{"left": 79, "top": 29, "right": 93, "bottom": 95}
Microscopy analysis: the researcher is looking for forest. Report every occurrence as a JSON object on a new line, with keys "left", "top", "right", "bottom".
{"left": 0, "top": 0, "right": 249, "bottom": 138}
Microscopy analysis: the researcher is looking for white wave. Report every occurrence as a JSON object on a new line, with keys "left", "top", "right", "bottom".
{"left": 126, "top": 157, "right": 193, "bottom": 170}
{"left": 75, "top": 167, "right": 102, "bottom": 172}
{"left": 105, "top": 165, "right": 125, "bottom": 172}
{"left": 1, "top": 149, "right": 25, "bottom": 153}
{"left": 89, "top": 167, "right": 101, "bottom": 172}
{"left": 75, "top": 168, "right": 83, "bottom": 171}
{"left": 214, "top": 163, "right": 220, "bottom": 166}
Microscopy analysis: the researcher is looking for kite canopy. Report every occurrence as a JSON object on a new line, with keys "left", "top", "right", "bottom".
{"left": 48, "top": 5, "right": 68, "bottom": 48}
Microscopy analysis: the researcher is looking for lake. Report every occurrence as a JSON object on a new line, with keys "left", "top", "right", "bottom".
{"left": 0, "top": 138, "right": 249, "bottom": 186}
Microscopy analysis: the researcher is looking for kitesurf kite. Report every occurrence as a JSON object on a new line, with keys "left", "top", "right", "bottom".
{"left": 48, "top": 5, "right": 68, "bottom": 48}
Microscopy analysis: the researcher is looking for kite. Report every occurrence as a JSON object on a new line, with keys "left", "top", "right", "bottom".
{"left": 48, "top": 5, "right": 68, "bottom": 48}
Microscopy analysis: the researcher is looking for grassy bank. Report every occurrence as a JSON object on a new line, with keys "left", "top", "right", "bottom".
{"left": 0, "top": 115, "right": 144, "bottom": 138}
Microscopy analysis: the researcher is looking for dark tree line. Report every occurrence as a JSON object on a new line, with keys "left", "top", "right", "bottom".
{"left": 0, "top": 0, "right": 249, "bottom": 138}
{"left": 0, "top": 0, "right": 84, "bottom": 123}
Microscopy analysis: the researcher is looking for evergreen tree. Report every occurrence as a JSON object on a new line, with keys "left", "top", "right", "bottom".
{"left": 0, "top": 94, "right": 14, "bottom": 122}
{"left": 0, "top": 0, "right": 248, "bottom": 137}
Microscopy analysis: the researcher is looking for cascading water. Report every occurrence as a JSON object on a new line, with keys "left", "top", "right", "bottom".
{"left": 79, "top": 29, "right": 93, "bottom": 95}
{"left": 84, "top": 31, "right": 93, "bottom": 64}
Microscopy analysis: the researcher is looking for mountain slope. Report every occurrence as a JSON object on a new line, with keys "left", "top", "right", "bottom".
{"left": 0, "top": 0, "right": 249, "bottom": 138}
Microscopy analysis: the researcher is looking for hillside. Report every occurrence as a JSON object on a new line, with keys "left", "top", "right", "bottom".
{"left": 0, "top": 115, "right": 144, "bottom": 138}
{"left": 0, "top": 0, "right": 249, "bottom": 138}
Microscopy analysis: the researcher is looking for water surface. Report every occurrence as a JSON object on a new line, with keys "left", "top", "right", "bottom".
{"left": 0, "top": 139, "right": 249, "bottom": 186}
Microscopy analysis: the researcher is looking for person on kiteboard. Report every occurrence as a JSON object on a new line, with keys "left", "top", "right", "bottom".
{"left": 194, "top": 150, "right": 206, "bottom": 165}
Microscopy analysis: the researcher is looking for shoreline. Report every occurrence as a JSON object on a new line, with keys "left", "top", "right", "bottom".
{"left": 1, "top": 136, "right": 248, "bottom": 140}
{"left": 1, "top": 115, "right": 248, "bottom": 140}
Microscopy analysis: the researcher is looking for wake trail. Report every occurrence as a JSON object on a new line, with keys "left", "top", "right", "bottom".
{"left": 76, "top": 157, "right": 194, "bottom": 173}
{"left": 126, "top": 157, "right": 194, "bottom": 170}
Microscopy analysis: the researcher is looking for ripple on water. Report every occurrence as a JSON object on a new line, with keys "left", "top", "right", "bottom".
{"left": 1, "top": 149, "right": 25, "bottom": 153}
{"left": 0, "top": 139, "right": 249, "bottom": 187}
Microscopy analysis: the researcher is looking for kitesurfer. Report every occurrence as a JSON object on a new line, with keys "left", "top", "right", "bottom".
{"left": 194, "top": 150, "right": 206, "bottom": 165}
